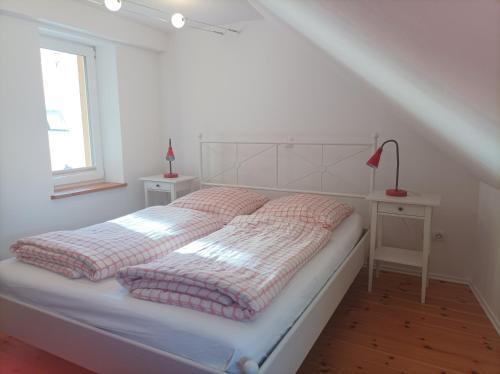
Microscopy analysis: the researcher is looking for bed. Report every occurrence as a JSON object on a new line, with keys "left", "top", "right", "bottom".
{"left": 0, "top": 136, "right": 377, "bottom": 374}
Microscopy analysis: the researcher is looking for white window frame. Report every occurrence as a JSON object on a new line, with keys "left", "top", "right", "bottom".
{"left": 40, "top": 35, "right": 104, "bottom": 186}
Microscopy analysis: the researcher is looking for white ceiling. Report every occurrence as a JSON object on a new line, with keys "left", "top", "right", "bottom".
{"left": 80, "top": 0, "right": 262, "bottom": 31}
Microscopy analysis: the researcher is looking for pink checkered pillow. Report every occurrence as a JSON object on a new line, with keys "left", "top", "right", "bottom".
{"left": 169, "top": 187, "right": 269, "bottom": 224}
{"left": 254, "top": 193, "right": 353, "bottom": 230}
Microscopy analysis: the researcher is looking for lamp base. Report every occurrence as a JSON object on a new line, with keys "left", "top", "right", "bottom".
{"left": 386, "top": 188, "right": 407, "bottom": 197}
{"left": 163, "top": 172, "right": 178, "bottom": 178}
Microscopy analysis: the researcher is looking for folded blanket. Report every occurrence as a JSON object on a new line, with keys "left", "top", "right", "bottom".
{"left": 11, "top": 206, "right": 224, "bottom": 281}
{"left": 116, "top": 214, "right": 332, "bottom": 320}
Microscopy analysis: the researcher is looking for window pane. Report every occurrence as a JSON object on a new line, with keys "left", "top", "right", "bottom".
{"left": 40, "top": 48, "right": 93, "bottom": 172}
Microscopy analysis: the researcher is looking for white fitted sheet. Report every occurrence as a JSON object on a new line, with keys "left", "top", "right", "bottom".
{"left": 0, "top": 213, "right": 362, "bottom": 373}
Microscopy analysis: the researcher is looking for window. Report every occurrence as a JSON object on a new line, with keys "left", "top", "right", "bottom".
{"left": 40, "top": 36, "right": 103, "bottom": 185}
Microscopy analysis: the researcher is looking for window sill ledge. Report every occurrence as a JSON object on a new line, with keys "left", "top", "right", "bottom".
{"left": 51, "top": 182, "right": 127, "bottom": 200}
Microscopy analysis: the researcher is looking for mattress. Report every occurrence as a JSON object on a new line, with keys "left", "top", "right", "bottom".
{"left": 0, "top": 213, "right": 362, "bottom": 373}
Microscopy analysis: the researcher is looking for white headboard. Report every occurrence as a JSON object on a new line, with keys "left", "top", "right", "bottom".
{"left": 199, "top": 134, "right": 379, "bottom": 225}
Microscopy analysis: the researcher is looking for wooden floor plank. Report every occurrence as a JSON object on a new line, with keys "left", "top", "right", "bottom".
{"left": 329, "top": 315, "right": 499, "bottom": 371}
{"left": 344, "top": 289, "right": 492, "bottom": 327}
{"left": 298, "top": 269, "right": 499, "bottom": 374}
{"left": 1, "top": 270, "right": 498, "bottom": 374}
{"left": 337, "top": 299, "right": 500, "bottom": 342}
{"left": 302, "top": 338, "right": 464, "bottom": 374}
{"left": 323, "top": 327, "right": 497, "bottom": 374}
{"left": 349, "top": 282, "right": 486, "bottom": 315}
{"left": 0, "top": 333, "right": 93, "bottom": 374}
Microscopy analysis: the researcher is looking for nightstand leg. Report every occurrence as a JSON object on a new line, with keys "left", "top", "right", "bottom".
{"left": 421, "top": 260, "right": 428, "bottom": 303}
{"left": 421, "top": 207, "right": 432, "bottom": 303}
{"left": 144, "top": 186, "right": 149, "bottom": 207}
{"left": 368, "top": 202, "right": 378, "bottom": 292}
{"left": 375, "top": 216, "right": 383, "bottom": 278}
{"left": 170, "top": 186, "right": 177, "bottom": 201}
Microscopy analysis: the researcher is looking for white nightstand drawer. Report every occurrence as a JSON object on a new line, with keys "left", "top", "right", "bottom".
{"left": 141, "top": 175, "right": 196, "bottom": 206}
{"left": 378, "top": 202, "right": 425, "bottom": 217}
{"left": 145, "top": 181, "right": 171, "bottom": 192}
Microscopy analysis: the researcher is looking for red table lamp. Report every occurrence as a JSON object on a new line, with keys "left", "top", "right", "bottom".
{"left": 367, "top": 139, "right": 407, "bottom": 197}
{"left": 164, "top": 138, "right": 178, "bottom": 178}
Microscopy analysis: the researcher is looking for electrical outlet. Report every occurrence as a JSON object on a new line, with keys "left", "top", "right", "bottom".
{"left": 432, "top": 231, "right": 445, "bottom": 241}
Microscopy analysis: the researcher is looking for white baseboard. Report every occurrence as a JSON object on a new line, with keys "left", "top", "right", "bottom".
{"left": 364, "top": 262, "right": 500, "bottom": 336}
{"left": 469, "top": 283, "right": 500, "bottom": 336}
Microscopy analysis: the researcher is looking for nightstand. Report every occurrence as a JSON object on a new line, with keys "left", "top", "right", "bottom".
{"left": 366, "top": 190, "right": 441, "bottom": 303}
{"left": 140, "top": 175, "right": 196, "bottom": 206}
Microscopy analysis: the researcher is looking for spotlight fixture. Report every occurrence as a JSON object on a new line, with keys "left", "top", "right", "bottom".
{"left": 97, "top": 0, "right": 239, "bottom": 35}
{"left": 171, "top": 13, "right": 185, "bottom": 29}
{"left": 104, "top": 0, "right": 122, "bottom": 12}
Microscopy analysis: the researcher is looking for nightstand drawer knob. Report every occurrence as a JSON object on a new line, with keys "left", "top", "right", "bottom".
{"left": 398, "top": 206, "right": 403, "bottom": 211}
{"left": 156, "top": 184, "right": 160, "bottom": 188}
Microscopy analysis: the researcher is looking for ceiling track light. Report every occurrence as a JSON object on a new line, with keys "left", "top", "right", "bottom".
{"left": 96, "top": 0, "right": 239, "bottom": 36}
{"left": 187, "top": 25, "right": 225, "bottom": 36}
{"left": 104, "top": 0, "right": 122, "bottom": 12}
{"left": 187, "top": 18, "right": 240, "bottom": 34}
{"left": 170, "top": 13, "right": 185, "bottom": 29}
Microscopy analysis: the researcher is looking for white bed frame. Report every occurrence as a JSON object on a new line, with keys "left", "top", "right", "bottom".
{"left": 0, "top": 136, "right": 378, "bottom": 374}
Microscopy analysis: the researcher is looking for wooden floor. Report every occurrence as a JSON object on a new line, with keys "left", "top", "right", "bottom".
{"left": 0, "top": 333, "right": 93, "bottom": 374}
{"left": 1, "top": 270, "right": 498, "bottom": 373}
{"left": 299, "top": 269, "right": 500, "bottom": 374}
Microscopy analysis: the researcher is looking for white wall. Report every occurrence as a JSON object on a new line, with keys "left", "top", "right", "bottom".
{"left": 251, "top": 0, "right": 500, "bottom": 189}
{"left": 0, "top": 13, "right": 164, "bottom": 258}
{"left": 472, "top": 183, "right": 500, "bottom": 332}
{"left": 0, "top": 0, "right": 168, "bottom": 51}
{"left": 160, "top": 20, "right": 479, "bottom": 280}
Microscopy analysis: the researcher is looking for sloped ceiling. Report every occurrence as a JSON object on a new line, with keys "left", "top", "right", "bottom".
{"left": 250, "top": 0, "right": 500, "bottom": 188}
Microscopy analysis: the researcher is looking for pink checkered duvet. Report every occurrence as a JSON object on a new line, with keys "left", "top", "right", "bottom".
{"left": 116, "top": 214, "right": 333, "bottom": 320}
{"left": 11, "top": 206, "right": 224, "bottom": 281}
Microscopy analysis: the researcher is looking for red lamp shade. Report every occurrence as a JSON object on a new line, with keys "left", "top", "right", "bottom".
{"left": 366, "top": 147, "right": 383, "bottom": 169}
{"left": 166, "top": 146, "right": 175, "bottom": 161}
